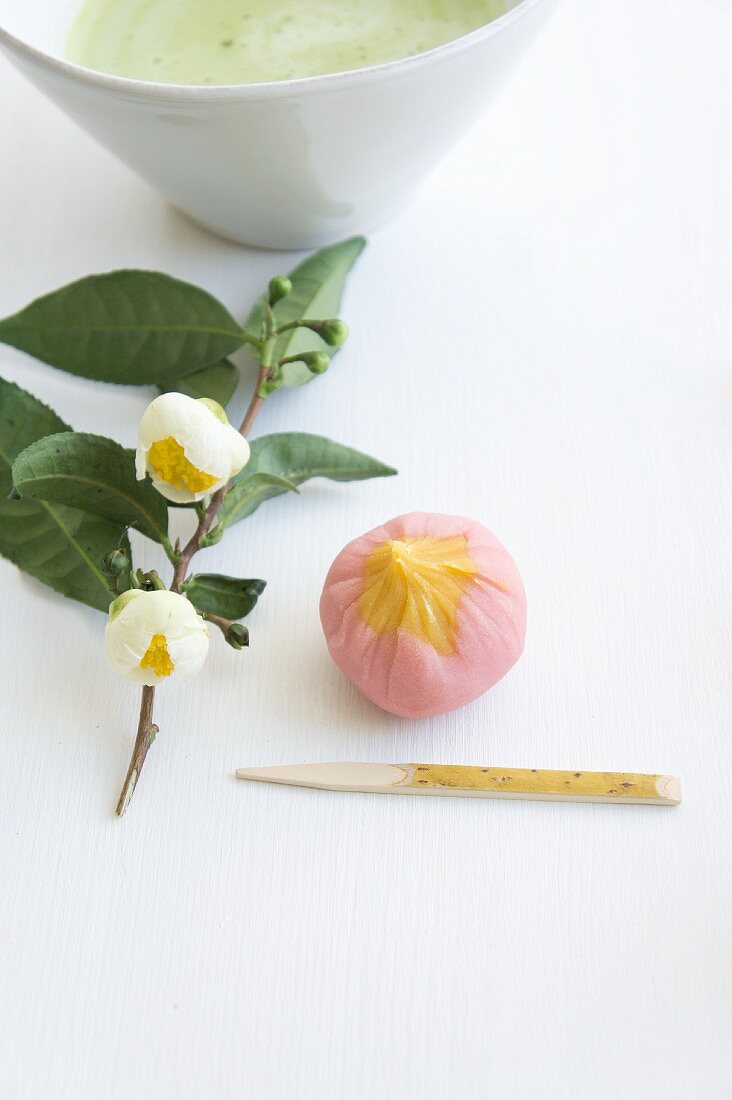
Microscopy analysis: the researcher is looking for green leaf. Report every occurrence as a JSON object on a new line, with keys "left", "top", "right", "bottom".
{"left": 233, "top": 471, "right": 300, "bottom": 495}
{"left": 181, "top": 574, "right": 266, "bottom": 619}
{"left": 198, "top": 472, "right": 299, "bottom": 545}
{"left": 0, "top": 270, "right": 248, "bottom": 385}
{"left": 0, "top": 378, "right": 128, "bottom": 612}
{"left": 219, "top": 432, "right": 396, "bottom": 529}
{"left": 161, "top": 359, "right": 239, "bottom": 406}
{"left": 244, "top": 237, "right": 366, "bottom": 387}
{"left": 12, "top": 432, "right": 169, "bottom": 544}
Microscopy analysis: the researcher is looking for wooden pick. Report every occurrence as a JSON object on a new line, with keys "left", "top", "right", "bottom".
{"left": 236, "top": 763, "right": 681, "bottom": 806}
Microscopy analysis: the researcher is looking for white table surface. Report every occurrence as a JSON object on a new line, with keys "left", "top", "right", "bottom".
{"left": 1, "top": 1, "right": 731, "bottom": 1097}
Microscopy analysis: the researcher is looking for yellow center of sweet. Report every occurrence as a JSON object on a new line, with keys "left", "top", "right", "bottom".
{"left": 139, "top": 633, "right": 174, "bottom": 678}
{"left": 358, "top": 535, "right": 481, "bottom": 656}
{"left": 148, "top": 436, "right": 218, "bottom": 494}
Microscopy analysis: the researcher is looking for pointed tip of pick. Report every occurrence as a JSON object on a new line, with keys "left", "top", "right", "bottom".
{"left": 236, "top": 766, "right": 275, "bottom": 782}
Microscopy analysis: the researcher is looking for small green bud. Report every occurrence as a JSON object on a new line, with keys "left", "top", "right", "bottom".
{"left": 258, "top": 378, "right": 283, "bottom": 398}
{"left": 317, "top": 319, "right": 348, "bottom": 347}
{"left": 225, "top": 623, "right": 249, "bottom": 650}
{"left": 142, "top": 570, "right": 166, "bottom": 591}
{"left": 102, "top": 548, "right": 129, "bottom": 577}
{"left": 201, "top": 522, "right": 224, "bottom": 548}
{"left": 268, "top": 276, "right": 292, "bottom": 306}
{"left": 305, "top": 351, "right": 330, "bottom": 375}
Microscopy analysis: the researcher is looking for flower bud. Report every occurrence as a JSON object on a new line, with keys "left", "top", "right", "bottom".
{"left": 304, "top": 351, "right": 330, "bottom": 375}
{"left": 141, "top": 570, "right": 166, "bottom": 591}
{"left": 102, "top": 548, "right": 129, "bottom": 578}
{"left": 257, "top": 378, "right": 283, "bottom": 398}
{"left": 225, "top": 623, "right": 249, "bottom": 650}
{"left": 136, "top": 392, "right": 250, "bottom": 503}
{"left": 201, "top": 522, "right": 224, "bottom": 548}
{"left": 268, "top": 276, "right": 292, "bottom": 306}
{"left": 317, "top": 320, "right": 348, "bottom": 347}
{"left": 105, "top": 589, "right": 209, "bottom": 685}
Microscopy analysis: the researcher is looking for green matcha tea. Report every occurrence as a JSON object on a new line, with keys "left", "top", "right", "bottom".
{"left": 67, "top": 0, "right": 507, "bottom": 85}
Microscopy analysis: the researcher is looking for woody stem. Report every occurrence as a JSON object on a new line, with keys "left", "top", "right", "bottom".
{"left": 115, "top": 685, "right": 157, "bottom": 817}
{"left": 116, "top": 356, "right": 271, "bottom": 817}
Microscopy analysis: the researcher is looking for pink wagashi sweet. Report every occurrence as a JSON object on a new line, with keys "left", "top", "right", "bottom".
{"left": 319, "top": 512, "right": 527, "bottom": 718}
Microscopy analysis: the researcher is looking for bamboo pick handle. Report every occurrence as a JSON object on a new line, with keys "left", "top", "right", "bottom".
{"left": 394, "top": 764, "right": 681, "bottom": 804}
{"left": 236, "top": 763, "right": 682, "bottom": 805}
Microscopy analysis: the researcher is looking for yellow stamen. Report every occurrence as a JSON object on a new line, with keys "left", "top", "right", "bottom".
{"left": 139, "top": 633, "right": 174, "bottom": 678}
{"left": 148, "top": 436, "right": 218, "bottom": 494}
{"left": 358, "top": 535, "right": 483, "bottom": 655}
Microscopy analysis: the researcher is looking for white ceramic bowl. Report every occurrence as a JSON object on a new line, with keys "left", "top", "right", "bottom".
{"left": 0, "top": 0, "right": 557, "bottom": 249}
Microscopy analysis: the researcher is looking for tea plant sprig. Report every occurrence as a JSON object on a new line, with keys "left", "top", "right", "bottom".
{"left": 0, "top": 237, "right": 396, "bottom": 815}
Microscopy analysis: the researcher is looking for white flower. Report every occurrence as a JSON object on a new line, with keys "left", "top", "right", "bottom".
{"left": 136, "top": 392, "right": 250, "bottom": 503}
{"left": 104, "top": 589, "right": 210, "bottom": 686}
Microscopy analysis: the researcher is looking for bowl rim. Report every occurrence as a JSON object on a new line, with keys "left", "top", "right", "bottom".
{"left": 0, "top": 0, "right": 548, "bottom": 100}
